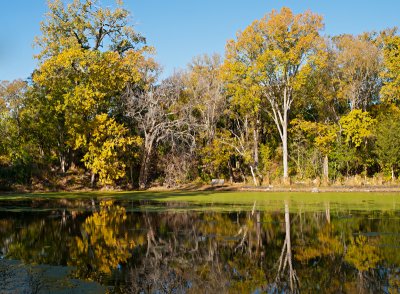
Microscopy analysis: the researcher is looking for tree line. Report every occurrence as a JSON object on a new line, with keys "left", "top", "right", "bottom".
{"left": 1, "top": 0, "right": 400, "bottom": 189}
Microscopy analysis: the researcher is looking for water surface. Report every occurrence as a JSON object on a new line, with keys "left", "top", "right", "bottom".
{"left": 0, "top": 194, "right": 399, "bottom": 293}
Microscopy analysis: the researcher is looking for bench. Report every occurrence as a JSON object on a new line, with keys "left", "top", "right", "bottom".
{"left": 211, "top": 179, "right": 225, "bottom": 186}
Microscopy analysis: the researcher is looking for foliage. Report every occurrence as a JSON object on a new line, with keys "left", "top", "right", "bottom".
{"left": 345, "top": 235, "right": 380, "bottom": 272}
{"left": 375, "top": 105, "right": 400, "bottom": 176}
{"left": 333, "top": 33, "right": 382, "bottom": 111}
{"left": 199, "top": 130, "right": 234, "bottom": 179}
{"left": 291, "top": 119, "right": 338, "bottom": 155}
{"left": 78, "top": 114, "right": 142, "bottom": 185}
{"left": 222, "top": 7, "right": 324, "bottom": 180}
{"left": 69, "top": 200, "right": 134, "bottom": 279}
{"left": 36, "top": 0, "right": 145, "bottom": 59}
{"left": 380, "top": 32, "right": 400, "bottom": 105}
{"left": 339, "top": 110, "right": 375, "bottom": 148}
{"left": 1, "top": 2, "right": 400, "bottom": 189}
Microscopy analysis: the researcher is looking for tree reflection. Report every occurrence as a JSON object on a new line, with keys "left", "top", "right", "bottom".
{"left": 272, "top": 201, "right": 299, "bottom": 293}
{"left": 0, "top": 200, "right": 399, "bottom": 292}
{"left": 68, "top": 200, "right": 134, "bottom": 281}
{"left": 345, "top": 234, "right": 381, "bottom": 292}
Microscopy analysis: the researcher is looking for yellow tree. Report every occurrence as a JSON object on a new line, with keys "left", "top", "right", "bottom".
{"left": 339, "top": 110, "right": 375, "bottom": 148}
{"left": 76, "top": 114, "right": 142, "bottom": 186}
{"left": 32, "top": 48, "right": 150, "bottom": 182}
{"left": 69, "top": 200, "right": 135, "bottom": 280}
{"left": 339, "top": 109, "right": 376, "bottom": 178}
{"left": 222, "top": 7, "right": 324, "bottom": 183}
{"left": 32, "top": 0, "right": 156, "bottom": 184}
{"left": 380, "top": 31, "right": 400, "bottom": 105}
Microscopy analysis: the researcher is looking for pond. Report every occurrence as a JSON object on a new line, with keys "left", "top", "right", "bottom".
{"left": 0, "top": 192, "right": 400, "bottom": 293}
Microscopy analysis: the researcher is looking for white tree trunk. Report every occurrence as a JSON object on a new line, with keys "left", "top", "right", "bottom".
{"left": 323, "top": 155, "right": 329, "bottom": 184}
{"left": 282, "top": 122, "right": 289, "bottom": 181}
{"left": 392, "top": 166, "right": 395, "bottom": 181}
{"left": 250, "top": 165, "right": 258, "bottom": 186}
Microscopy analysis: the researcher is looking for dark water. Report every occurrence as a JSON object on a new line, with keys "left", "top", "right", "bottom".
{"left": 1, "top": 199, "right": 400, "bottom": 293}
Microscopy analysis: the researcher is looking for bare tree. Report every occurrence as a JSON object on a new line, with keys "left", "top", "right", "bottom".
{"left": 187, "top": 54, "right": 225, "bottom": 142}
{"left": 333, "top": 33, "right": 382, "bottom": 111}
{"left": 124, "top": 73, "right": 197, "bottom": 188}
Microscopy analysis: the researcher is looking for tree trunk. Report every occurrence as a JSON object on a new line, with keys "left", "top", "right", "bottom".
{"left": 256, "top": 211, "right": 261, "bottom": 253}
{"left": 250, "top": 165, "right": 258, "bottom": 186}
{"left": 90, "top": 172, "right": 95, "bottom": 187}
{"left": 323, "top": 155, "right": 329, "bottom": 185}
{"left": 129, "top": 164, "right": 134, "bottom": 187}
{"left": 253, "top": 125, "right": 259, "bottom": 170}
{"left": 276, "top": 201, "right": 298, "bottom": 291}
{"left": 228, "top": 160, "right": 234, "bottom": 184}
{"left": 60, "top": 155, "right": 66, "bottom": 173}
{"left": 139, "top": 139, "right": 153, "bottom": 189}
{"left": 282, "top": 120, "right": 289, "bottom": 185}
{"left": 392, "top": 165, "right": 395, "bottom": 181}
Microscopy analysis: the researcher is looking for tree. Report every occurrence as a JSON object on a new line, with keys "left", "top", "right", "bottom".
{"left": 32, "top": 48, "right": 150, "bottom": 175}
{"left": 0, "top": 80, "right": 46, "bottom": 186}
{"left": 223, "top": 7, "right": 324, "bottom": 183}
{"left": 76, "top": 114, "right": 142, "bottom": 186}
{"left": 380, "top": 31, "right": 400, "bottom": 105}
{"left": 36, "top": 0, "right": 145, "bottom": 60}
{"left": 375, "top": 105, "right": 400, "bottom": 180}
{"left": 0, "top": 80, "right": 28, "bottom": 165}
{"left": 31, "top": 0, "right": 156, "bottom": 184}
{"left": 333, "top": 33, "right": 382, "bottom": 111}
{"left": 186, "top": 54, "right": 233, "bottom": 182}
{"left": 339, "top": 110, "right": 375, "bottom": 148}
{"left": 339, "top": 109, "right": 376, "bottom": 177}
{"left": 291, "top": 119, "right": 338, "bottom": 183}
{"left": 187, "top": 54, "right": 225, "bottom": 143}
{"left": 125, "top": 74, "right": 197, "bottom": 189}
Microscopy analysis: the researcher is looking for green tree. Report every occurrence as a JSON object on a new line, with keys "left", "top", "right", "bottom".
{"left": 32, "top": 48, "right": 149, "bottom": 177}
{"left": 291, "top": 119, "right": 338, "bottom": 182}
{"left": 36, "top": 0, "right": 145, "bottom": 59}
{"left": 375, "top": 105, "right": 400, "bottom": 180}
{"left": 0, "top": 80, "right": 46, "bottom": 186}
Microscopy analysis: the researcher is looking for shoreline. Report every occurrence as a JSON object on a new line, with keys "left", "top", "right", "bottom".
{"left": 3, "top": 184, "right": 400, "bottom": 196}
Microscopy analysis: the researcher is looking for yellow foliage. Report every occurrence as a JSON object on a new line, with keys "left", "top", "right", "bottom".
{"left": 345, "top": 235, "right": 380, "bottom": 272}
{"left": 291, "top": 118, "right": 338, "bottom": 155}
{"left": 339, "top": 110, "right": 376, "bottom": 148}
{"left": 381, "top": 34, "right": 400, "bottom": 104}
{"left": 81, "top": 114, "right": 142, "bottom": 185}
{"left": 69, "top": 200, "right": 134, "bottom": 278}
{"left": 295, "top": 231, "right": 343, "bottom": 262}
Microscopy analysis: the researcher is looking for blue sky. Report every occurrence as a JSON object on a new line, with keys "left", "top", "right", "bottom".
{"left": 1, "top": 0, "right": 399, "bottom": 81}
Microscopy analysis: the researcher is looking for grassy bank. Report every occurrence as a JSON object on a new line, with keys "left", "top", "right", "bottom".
{"left": 1, "top": 190, "right": 400, "bottom": 213}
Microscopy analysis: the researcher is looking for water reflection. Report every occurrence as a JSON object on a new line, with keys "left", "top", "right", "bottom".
{"left": 0, "top": 199, "right": 399, "bottom": 293}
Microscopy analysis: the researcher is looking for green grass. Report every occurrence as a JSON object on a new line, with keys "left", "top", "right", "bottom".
{"left": 1, "top": 190, "right": 400, "bottom": 212}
